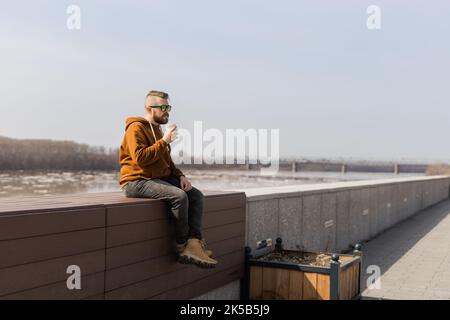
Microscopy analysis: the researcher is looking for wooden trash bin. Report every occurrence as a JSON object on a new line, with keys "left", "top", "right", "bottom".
{"left": 242, "top": 238, "right": 362, "bottom": 300}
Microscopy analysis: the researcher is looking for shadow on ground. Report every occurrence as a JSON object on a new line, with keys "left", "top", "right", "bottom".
{"left": 359, "top": 199, "right": 450, "bottom": 296}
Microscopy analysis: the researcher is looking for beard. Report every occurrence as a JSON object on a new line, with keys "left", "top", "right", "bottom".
{"left": 153, "top": 113, "right": 169, "bottom": 124}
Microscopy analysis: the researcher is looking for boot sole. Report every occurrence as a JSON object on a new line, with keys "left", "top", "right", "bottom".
{"left": 176, "top": 244, "right": 213, "bottom": 258}
{"left": 177, "top": 255, "right": 217, "bottom": 269}
{"left": 177, "top": 250, "right": 214, "bottom": 258}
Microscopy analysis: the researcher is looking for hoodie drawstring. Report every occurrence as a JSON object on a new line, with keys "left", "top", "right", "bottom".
{"left": 149, "top": 122, "right": 158, "bottom": 143}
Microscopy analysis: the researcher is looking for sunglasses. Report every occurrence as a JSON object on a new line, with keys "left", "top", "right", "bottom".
{"left": 150, "top": 104, "right": 172, "bottom": 112}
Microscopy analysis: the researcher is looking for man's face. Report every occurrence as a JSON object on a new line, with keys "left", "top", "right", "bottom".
{"left": 150, "top": 97, "right": 170, "bottom": 124}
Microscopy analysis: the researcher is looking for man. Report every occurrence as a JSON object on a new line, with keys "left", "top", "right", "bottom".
{"left": 118, "top": 90, "right": 218, "bottom": 269}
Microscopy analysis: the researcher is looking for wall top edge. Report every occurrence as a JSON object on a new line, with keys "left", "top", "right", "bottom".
{"left": 228, "top": 175, "right": 450, "bottom": 201}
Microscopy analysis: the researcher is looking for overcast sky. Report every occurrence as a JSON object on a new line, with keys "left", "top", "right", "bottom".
{"left": 1, "top": 1, "right": 449, "bottom": 161}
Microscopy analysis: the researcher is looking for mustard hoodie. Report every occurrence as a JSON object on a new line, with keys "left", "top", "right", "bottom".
{"left": 118, "top": 117, "right": 184, "bottom": 189}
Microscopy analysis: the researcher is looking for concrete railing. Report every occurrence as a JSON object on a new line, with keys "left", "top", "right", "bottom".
{"left": 193, "top": 175, "right": 450, "bottom": 300}
{"left": 234, "top": 175, "right": 450, "bottom": 253}
{"left": 194, "top": 175, "right": 450, "bottom": 299}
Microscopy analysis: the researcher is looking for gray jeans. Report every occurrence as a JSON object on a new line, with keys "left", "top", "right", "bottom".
{"left": 124, "top": 176, "right": 204, "bottom": 244}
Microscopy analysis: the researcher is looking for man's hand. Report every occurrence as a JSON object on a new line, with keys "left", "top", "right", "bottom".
{"left": 180, "top": 175, "right": 192, "bottom": 192}
{"left": 162, "top": 125, "right": 177, "bottom": 144}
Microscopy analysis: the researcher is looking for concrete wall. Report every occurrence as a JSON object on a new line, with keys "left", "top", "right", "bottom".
{"left": 193, "top": 175, "right": 450, "bottom": 300}
{"left": 241, "top": 175, "right": 450, "bottom": 254}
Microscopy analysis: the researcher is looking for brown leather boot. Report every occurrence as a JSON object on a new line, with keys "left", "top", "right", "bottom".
{"left": 199, "top": 237, "right": 214, "bottom": 258}
{"left": 178, "top": 238, "right": 218, "bottom": 268}
{"left": 176, "top": 240, "right": 213, "bottom": 257}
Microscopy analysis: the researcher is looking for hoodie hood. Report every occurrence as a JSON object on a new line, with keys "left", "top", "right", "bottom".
{"left": 125, "top": 117, "right": 160, "bottom": 131}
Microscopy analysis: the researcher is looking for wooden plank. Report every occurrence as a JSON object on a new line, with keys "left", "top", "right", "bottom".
{"left": 103, "top": 190, "right": 243, "bottom": 208}
{"left": 106, "top": 237, "right": 172, "bottom": 269}
{"left": 107, "top": 220, "right": 245, "bottom": 248}
{"left": 249, "top": 266, "right": 263, "bottom": 299}
{"left": 105, "top": 236, "right": 243, "bottom": 291}
{"left": 204, "top": 194, "right": 246, "bottom": 212}
{"left": 0, "top": 191, "right": 245, "bottom": 214}
{"left": 339, "top": 269, "right": 346, "bottom": 300}
{"left": 347, "top": 266, "right": 353, "bottom": 299}
{"left": 0, "top": 190, "right": 246, "bottom": 300}
{"left": 106, "top": 204, "right": 244, "bottom": 228}
{"left": 0, "top": 208, "right": 105, "bottom": 241}
{"left": 302, "top": 272, "right": 318, "bottom": 300}
{"left": 0, "top": 250, "right": 104, "bottom": 296}
{"left": 105, "top": 249, "right": 244, "bottom": 300}
{"left": 340, "top": 268, "right": 350, "bottom": 300}
{"left": 351, "top": 263, "right": 359, "bottom": 298}
{"left": 339, "top": 256, "right": 353, "bottom": 262}
{"left": 1, "top": 272, "right": 105, "bottom": 300}
{"left": 275, "top": 269, "right": 290, "bottom": 300}
{"left": 0, "top": 228, "right": 105, "bottom": 268}
{"left": 288, "top": 270, "right": 303, "bottom": 300}
{"left": 203, "top": 207, "right": 245, "bottom": 229}
{"left": 0, "top": 193, "right": 136, "bottom": 211}
{"left": 0, "top": 199, "right": 72, "bottom": 205}
{"left": 0, "top": 194, "right": 106, "bottom": 215}
{"left": 106, "top": 220, "right": 172, "bottom": 248}
{"left": 0, "top": 190, "right": 243, "bottom": 205}
{"left": 106, "top": 235, "right": 244, "bottom": 270}
{"left": 106, "top": 255, "right": 175, "bottom": 291}
{"left": 106, "top": 202, "right": 168, "bottom": 226}
{"left": 316, "top": 274, "right": 331, "bottom": 300}
{"left": 150, "top": 265, "right": 243, "bottom": 300}
{"left": 0, "top": 203, "right": 104, "bottom": 216}
{"left": 0, "top": 190, "right": 240, "bottom": 204}
{"left": 203, "top": 222, "right": 246, "bottom": 243}
{"left": 348, "top": 264, "right": 354, "bottom": 299}
{"left": 261, "top": 267, "right": 276, "bottom": 299}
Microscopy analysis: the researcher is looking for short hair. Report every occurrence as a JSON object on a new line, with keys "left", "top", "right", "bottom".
{"left": 146, "top": 90, "right": 169, "bottom": 99}
{"left": 144, "top": 90, "right": 169, "bottom": 109}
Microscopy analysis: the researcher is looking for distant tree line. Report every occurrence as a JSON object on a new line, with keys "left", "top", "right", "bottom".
{"left": 426, "top": 163, "right": 450, "bottom": 176}
{"left": 0, "top": 136, "right": 120, "bottom": 171}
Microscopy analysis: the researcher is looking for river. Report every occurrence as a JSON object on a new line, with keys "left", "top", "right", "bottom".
{"left": 0, "top": 170, "right": 424, "bottom": 199}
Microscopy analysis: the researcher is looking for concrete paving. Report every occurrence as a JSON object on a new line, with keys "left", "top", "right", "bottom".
{"left": 361, "top": 199, "right": 450, "bottom": 300}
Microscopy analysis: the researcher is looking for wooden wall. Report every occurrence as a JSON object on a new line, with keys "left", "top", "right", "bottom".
{"left": 0, "top": 191, "right": 246, "bottom": 300}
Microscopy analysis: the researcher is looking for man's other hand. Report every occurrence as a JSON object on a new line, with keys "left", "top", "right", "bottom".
{"left": 180, "top": 175, "right": 192, "bottom": 192}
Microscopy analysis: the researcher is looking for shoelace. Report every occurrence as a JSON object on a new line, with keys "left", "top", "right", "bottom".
{"left": 200, "top": 238, "right": 208, "bottom": 250}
